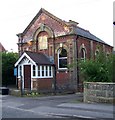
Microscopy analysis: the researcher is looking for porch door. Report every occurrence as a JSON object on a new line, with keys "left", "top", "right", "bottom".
{"left": 24, "top": 65, "right": 31, "bottom": 89}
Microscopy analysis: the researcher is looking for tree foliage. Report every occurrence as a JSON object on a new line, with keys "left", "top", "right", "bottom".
{"left": 79, "top": 52, "right": 114, "bottom": 82}
{"left": 2, "top": 52, "right": 19, "bottom": 86}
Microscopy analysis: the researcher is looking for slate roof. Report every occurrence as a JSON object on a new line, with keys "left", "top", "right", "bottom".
{"left": 17, "top": 8, "right": 111, "bottom": 46}
{"left": 25, "top": 51, "right": 54, "bottom": 65}
{"left": 76, "top": 27, "right": 105, "bottom": 44}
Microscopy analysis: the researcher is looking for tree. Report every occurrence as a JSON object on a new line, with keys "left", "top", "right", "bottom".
{"left": 2, "top": 52, "right": 18, "bottom": 86}
{"left": 79, "top": 51, "right": 114, "bottom": 82}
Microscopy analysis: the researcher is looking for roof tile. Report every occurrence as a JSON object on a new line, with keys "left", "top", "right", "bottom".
{"left": 25, "top": 51, "right": 54, "bottom": 65}
{"left": 76, "top": 27, "right": 105, "bottom": 43}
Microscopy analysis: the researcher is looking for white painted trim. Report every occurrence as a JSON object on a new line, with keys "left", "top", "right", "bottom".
{"left": 31, "top": 76, "right": 53, "bottom": 78}
{"left": 48, "top": 66, "right": 49, "bottom": 76}
{"left": 44, "top": 66, "right": 46, "bottom": 76}
{"left": 57, "top": 48, "right": 68, "bottom": 70}
{"left": 51, "top": 66, "right": 53, "bottom": 76}
{"left": 31, "top": 79, "right": 32, "bottom": 90}
{"left": 31, "top": 65, "right": 53, "bottom": 78}
{"left": 30, "top": 65, "right": 32, "bottom": 90}
{"left": 79, "top": 44, "right": 87, "bottom": 54}
{"left": 58, "top": 68, "right": 68, "bottom": 70}
{"left": 15, "top": 52, "right": 36, "bottom": 67}
{"left": 22, "top": 65, "right": 24, "bottom": 89}
{"left": 15, "top": 52, "right": 53, "bottom": 90}
{"left": 40, "top": 66, "right": 42, "bottom": 77}
{"left": 36, "top": 65, "right": 38, "bottom": 77}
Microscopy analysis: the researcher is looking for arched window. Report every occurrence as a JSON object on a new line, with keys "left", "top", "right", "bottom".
{"left": 58, "top": 48, "right": 67, "bottom": 69}
{"left": 38, "top": 36, "right": 48, "bottom": 50}
{"left": 81, "top": 48, "right": 86, "bottom": 60}
{"left": 95, "top": 49, "right": 99, "bottom": 56}
{"left": 106, "top": 52, "right": 110, "bottom": 58}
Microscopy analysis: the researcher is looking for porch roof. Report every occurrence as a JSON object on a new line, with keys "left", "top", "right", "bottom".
{"left": 15, "top": 51, "right": 54, "bottom": 67}
{"left": 25, "top": 51, "right": 54, "bottom": 65}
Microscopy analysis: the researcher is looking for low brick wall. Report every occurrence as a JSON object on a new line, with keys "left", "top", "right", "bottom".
{"left": 84, "top": 82, "right": 115, "bottom": 104}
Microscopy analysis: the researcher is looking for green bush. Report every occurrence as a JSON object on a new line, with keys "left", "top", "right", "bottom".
{"left": 1, "top": 52, "right": 18, "bottom": 86}
{"left": 79, "top": 52, "right": 114, "bottom": 82}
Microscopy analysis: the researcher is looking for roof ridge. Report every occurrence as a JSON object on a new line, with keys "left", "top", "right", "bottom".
{"left": 25, "top": 51, "right": 49, "bottom": 57}
{"left": 22, "top": 8, "right": 67, "bottom": 36}
{"left": 25, "top": 50, "right": 43, "bottom": 54}
{"left": 41, "top": 8, "right": 68, "bottom": 27}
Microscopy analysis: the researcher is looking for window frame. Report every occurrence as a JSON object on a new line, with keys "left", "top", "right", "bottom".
{"left": 58, "top": 48, "right": 68, "bottom": 70}
{"left": 81, "top": 48, "right": 86, "bottom": 61}
{"left": 95, "top": 49, "right": 99, "bottom": 56}
{"left": 18, "top": 65, "right": 22, "bottom": 77}
{"left": 32, "top": 65, "right": 53, "bottom": 78}
{"left": 32, "top": 65, "right": 36, "bottom": 77}
{"left": 38, "top": 36, "right": 48, "bottom": 50}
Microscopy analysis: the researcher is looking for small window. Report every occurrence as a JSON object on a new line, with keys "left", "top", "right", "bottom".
{"left": 36, "top": 65, "right": 53, "bottom": 78}
{"left": 49, "top": 66, "right": 52, "bottom": 76}
{"left": 106, "top": 52, "right": 110, "bottom": 58}
{"left": 46, "top": 66, "right": 48, "bottom": 76}
{"left": 81, "top": 48, "right": 86, "bottom": 61}
{"left": 58, "top": 48, "right": 67, "bottom": 69}
{"left": 33, "top": 65, "right": 36, "bottom": 76}
{"left": 38, "top": 66, "right": 40, "bottom": 76}
{"left": 42, "top": 66, "right": 44, "bottom": 76}
{"left": 95, "top": 50, "right": 99, "bottom": 56}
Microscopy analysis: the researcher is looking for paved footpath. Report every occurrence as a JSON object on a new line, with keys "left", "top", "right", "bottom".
{"left": 1, "top": 94, "right": 115, "bottom": 119}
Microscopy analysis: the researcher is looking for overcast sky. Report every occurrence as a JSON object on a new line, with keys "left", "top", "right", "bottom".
{"left": 0, "top": 0, "right": 114, "bottom": 52}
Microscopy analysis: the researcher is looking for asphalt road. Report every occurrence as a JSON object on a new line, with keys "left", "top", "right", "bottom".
{"left": 1, "top": 94, "right": 82, "bottom": 119}
{"left": 1, "top": 94, "right": 114, "bottom": 120}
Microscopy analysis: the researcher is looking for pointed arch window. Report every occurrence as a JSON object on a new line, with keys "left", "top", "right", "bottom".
{"left": 58, "top": 48, "right": 67, "bottom": 69}
{"left": 81, "top": 48, "right": 86, "bottom": 60}
{"left": 106, "top": 52, "right": 110, "bottom": 58}
{"left": 95, "top": 49, "right": 99, "bottom": 56}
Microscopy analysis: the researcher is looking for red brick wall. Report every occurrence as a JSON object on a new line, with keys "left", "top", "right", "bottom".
{"left": 17, "top": 11, "right": 113, "bottom": 92}
{"left": 77, "top": 36, "right": 113, "bottom": 60}
{"left": 18, "top": 78, "right": 52, "bottom": 91}
{"left": 105, "top": 44, "right": 113, "bottom": 53}
{"left": 77, "top": 37, "right": 91, "bottom": 59}
{"left": 37, "top": 78, "right": 52, "bottom": 90}
{"left": 22, "top": 13, "right": 68, "bottom": 42}
{"left": 18, "top": 79, "right": 21, "bottom": 89}
{"left": 56, "top": 71, "right": 69, "bottom": 85}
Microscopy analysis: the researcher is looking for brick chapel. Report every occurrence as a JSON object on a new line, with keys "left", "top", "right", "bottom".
{"left": 15, "top": 8, "right": 113, "bottom": 93}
